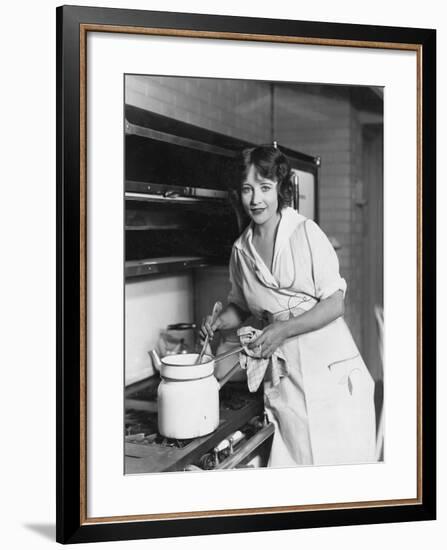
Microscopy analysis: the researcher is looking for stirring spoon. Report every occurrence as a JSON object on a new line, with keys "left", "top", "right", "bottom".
{"left": 195, "top": 301, "right": 222, "bottom": 364}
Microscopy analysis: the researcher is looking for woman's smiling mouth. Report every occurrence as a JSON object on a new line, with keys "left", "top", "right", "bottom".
{"left": 250, "top": 207, "right": 266, "bottom": 215}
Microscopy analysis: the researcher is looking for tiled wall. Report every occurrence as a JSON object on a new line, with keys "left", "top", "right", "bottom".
{"left": 274, "top": 86, "right": 365, "bottom": 344}
{"left": 349, "top": 107, "right": 367, "bottom": 341}
{"left": 126, "top": 75, "right": 271, "bottom": 143}
{"left": 126, "top": 76, "right": 375, "bottom": 371}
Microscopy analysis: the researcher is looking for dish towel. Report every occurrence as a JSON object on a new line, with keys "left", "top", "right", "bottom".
{"left": 237, "top": 326, "right": 288, "bottom": 392}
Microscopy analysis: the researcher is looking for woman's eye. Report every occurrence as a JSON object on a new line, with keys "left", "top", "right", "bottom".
{"left": 241, "top": 187, "right": 251, "bottom": 194}
{"left": 261, "top": 186, "right": 271, "bottom": 192}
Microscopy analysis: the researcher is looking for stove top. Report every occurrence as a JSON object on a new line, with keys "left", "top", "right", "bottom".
{"left": 125, "top": 379, "right": 268, "bottom": 474}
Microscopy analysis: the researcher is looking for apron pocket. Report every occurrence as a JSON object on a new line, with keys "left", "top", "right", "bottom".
{"left": 328, "top": 355, "right": 374, "bottom": 398}
{"left": 328, "top": 354, "right": 361, "bottom": 396}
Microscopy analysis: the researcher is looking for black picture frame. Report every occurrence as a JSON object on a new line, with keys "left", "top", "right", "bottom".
{"left": 56, "top": 4, "right": 436, "bottom": 544}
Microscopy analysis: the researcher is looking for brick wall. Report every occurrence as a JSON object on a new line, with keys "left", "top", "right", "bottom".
{"left": 274, "top": 86, "right": 364, "bottom": 345}
{"left": 349, "top": 105, "right": 367, "bottom": 343}
{"left": 126, "top": 75, "right": 271, "bottom": 143}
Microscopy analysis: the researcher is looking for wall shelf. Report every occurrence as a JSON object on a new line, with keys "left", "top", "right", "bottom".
{"left": 125, "top": 192, "right": 227, "bottom": 205}
{"left": 125, "top": 256, "right": 210, "bottom": 278}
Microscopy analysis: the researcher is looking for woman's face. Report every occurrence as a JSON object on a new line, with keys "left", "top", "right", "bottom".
{"left": 241, "top": 164, "right": 279, "bottom": 226}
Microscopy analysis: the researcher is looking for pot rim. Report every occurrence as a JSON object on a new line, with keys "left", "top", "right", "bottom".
{"left": 160, "top": 353, "right": 214, "bottom": 380}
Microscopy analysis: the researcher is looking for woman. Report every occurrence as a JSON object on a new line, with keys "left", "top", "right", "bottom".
{"left": 201, "top": 145, "right": 376, "bottom": 467}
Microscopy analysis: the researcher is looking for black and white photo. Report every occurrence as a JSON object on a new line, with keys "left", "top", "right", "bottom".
{"left": 124, "top": 75, "right": 384, "bottom": 474}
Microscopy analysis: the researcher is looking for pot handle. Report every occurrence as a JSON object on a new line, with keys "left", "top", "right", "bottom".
{"left": 166, "top": 323, "right": 197, "bottom": 330}
{"left": 214, "top": 345, "right": 243, "bottom": 364}
{"left": 218, "top": 362, "right": 242, "bottom": 390}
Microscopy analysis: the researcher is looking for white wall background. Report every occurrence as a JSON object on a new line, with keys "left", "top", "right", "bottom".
{"left": 0, "top": 0, "right": 443, "bottom": 549}
{"left": 125, "top": 274, "right": 195, "bottom": 384}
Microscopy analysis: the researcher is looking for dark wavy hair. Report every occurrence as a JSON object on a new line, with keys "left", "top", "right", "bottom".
{"left": 239, "top": 145, "right": 293, "bottom": 212}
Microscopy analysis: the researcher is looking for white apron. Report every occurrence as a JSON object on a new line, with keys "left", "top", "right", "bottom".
{"left": 228, "top": 207, "right": 376, "bottom": 466}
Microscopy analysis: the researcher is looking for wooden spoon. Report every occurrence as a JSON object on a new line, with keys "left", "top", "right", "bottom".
{"left": 195, "top": 301, "right": 222, "bottom": 364}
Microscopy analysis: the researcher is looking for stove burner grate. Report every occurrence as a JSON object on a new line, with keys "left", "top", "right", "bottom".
{"left": 125, "top": 409, "right": 193, "bottom": 448}
{"left": 152, "top": 435, "right": 192, "bottom": 448}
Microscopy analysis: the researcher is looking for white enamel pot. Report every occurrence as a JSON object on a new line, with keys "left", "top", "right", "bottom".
{"left": 157, "top": 350, "right": 241, "bottom": 439}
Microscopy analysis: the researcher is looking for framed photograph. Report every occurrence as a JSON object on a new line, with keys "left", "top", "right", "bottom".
{"left": 56, "top": 5, "right": 436, "bottom": 544}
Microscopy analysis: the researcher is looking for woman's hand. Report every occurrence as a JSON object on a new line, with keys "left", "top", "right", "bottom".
{"left": 199, "top": 315, "right": 223, "bottom": 343}
{"left": 247, "top": 321, "right": 289, "bottom": 358}
{"left": 199, "top": 303, "right": 250, "bottom": 343}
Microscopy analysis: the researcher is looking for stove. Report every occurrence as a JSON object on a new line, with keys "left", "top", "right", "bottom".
{"left": 125, "top": 377, "right": 274, "bottom": 474}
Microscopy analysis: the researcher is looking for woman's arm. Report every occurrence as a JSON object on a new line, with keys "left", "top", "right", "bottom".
{"left": 248, "top": 290, "right": 344, "bottom": 358}
{"left": 284, "top": 289, "right": 344, "bottom": 337}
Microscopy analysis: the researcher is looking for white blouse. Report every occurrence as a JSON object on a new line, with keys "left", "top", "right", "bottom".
{"left": 227, "top": 207, "right": 347, "bottom": 318}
